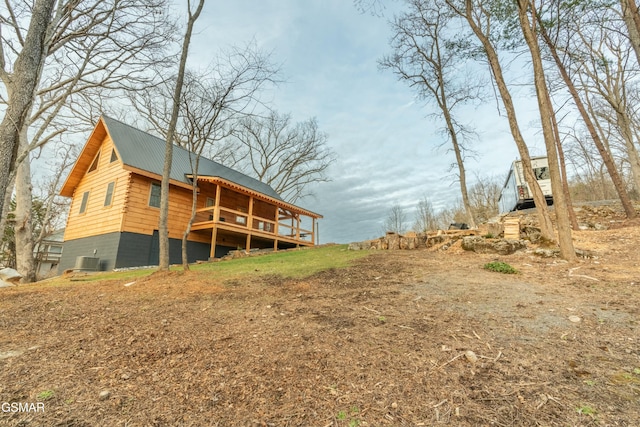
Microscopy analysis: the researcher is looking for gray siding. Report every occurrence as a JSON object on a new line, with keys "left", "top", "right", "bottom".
{"left": 117, "top": 232, "right": 210, "bottom": 267}
{"left": 60, "top": 232, "right": 212, "bottom": 272}
{"left": 59, "top": 232, "right": 122, "bottom": 272}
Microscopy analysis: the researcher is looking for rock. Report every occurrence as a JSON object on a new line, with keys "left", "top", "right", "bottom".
{"left": 465, "top": 350, "right": 478, "bottom": 363}
{"left": 99, "top": 390, "right": 111, "bottom": 401}
{"left": 462, "top": 236, "right": 527, "bottom": 255}
{"left": 533, "top": 248, "right": 559, "bottom": 258}
{"left": 568, "top": 315, "right": 581, "bottom": 323}
{"left": 522, "top": 226, "right": 542, "bottom": 243}
{"left": 0, "top": 268, "right": 22, "bottom": 284}
{"left": 0, "top": 350, "right": 23, "bottom": 360}
{"left": 0, "top": 280, "right": 15, "bottom": 288}
{"left": 486, "top": 221, "right": 504, "bottom": 238}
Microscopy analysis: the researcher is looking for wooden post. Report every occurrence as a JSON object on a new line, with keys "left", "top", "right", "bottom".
{"left": 248, "top": 196, "right": 254, "bottom": 230}
{"left": 274, "top": 207, "right": 280, "bottom": 252}
{"left": 209, "top": 228, "right": 218, "bottom": 259}
{"left": 245, "top": 195, "right": 253, "bottom": 253}
{"left": 210, "top": 184, "right": 221, "bottom": 259}
{"left": 213, "top": 184, "right": 221, "bottom": 222}
{"left": 312, "top": 217, "right": 316, "bottom": 245}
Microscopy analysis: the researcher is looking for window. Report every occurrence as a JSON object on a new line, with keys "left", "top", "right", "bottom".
{"left": 88, "top": 152, "right": 100, "bottom": 173}
{"left": 149, "top": 182, "right": 161, "bottom": 208}
{"left": 79, "top": 191, "right": 90, "bottom": 214}
{"left": 534, "top": 166, "right": 550, "bottom": 180}
{"left": 206, "top": 197, "right": 215, "bottom": 220}
{"left": 104, "top": 181, "right": 115, "bottom": 206}
{"left": 110, "top": 149, "right": 118, "bottom": 163}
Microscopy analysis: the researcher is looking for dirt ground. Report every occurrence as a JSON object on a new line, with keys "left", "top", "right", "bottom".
{"left": 1, "top": 206, "right": 639, "bottom": 426}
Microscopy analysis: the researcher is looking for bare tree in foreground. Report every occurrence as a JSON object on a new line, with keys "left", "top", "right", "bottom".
{"left": 135, "top": 45, "right": 279, "bottom": 269}
{"left": 444, "top": 0, "right": 556, "bottom": 243}
{"left": 2, "top": 0, "right": 173, "bottom": 281}
{"left": 517, "top": 0, "right": 576, "bottom": 261}
{"left": 0, "top": 0, "right": 56, "bottom": 218}
{"left": 380, "top": 0, "right": 480, "bottom": 228}
{"left": 158, "top": 0, "right": 205, "bottom": 271}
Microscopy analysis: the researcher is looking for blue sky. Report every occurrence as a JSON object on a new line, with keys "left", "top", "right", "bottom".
{"left": 190, "top": 0, "right": 543, "bottom": 243}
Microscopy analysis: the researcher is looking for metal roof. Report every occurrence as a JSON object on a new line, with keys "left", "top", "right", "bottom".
{"left": 102, "top": 115, "right": 283, "bottom": 201}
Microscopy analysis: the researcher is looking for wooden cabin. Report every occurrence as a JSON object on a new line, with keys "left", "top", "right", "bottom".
{"left": 58, "top": 116, "right": 322, "bottom": 271}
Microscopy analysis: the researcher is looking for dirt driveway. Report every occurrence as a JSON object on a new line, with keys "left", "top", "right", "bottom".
{"left": 0, "top": 225, "right": 639, "bottom": 426}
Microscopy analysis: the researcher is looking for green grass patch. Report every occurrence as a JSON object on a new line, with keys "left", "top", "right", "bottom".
{"left": 483, "top": 261, "right": 518, "bottom": 274}
{"left": 189, "top": 245, "right": 370, "bottom": 279}
{"left": 577, "top": 405, "right": 596, "bottom": 416}
{"left": 37, "top": 390, "right": 54, "bottom": 401}
{"left": 43, "top": 245, "right": 371, "bottom": 287}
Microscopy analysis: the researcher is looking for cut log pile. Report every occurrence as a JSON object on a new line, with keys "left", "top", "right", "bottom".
{"left": 348, "top": 214, "right": 537, "bottom": 255}
{"left": 347, "top": 229, "right": 478, "bottom": 251}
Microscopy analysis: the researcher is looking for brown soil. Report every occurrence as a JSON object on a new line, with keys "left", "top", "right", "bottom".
{"left": 1, "top": 211, "right": 639, "bottom": 426}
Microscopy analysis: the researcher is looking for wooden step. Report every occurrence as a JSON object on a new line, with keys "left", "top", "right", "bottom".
{"left": 503, "top": 217, "right": 521, "bottom": 240}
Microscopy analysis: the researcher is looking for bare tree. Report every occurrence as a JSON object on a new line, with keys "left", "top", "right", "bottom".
{"left": 1, "top": 0, "right": 173, "bottom": 281}
{"left": 467, "top": 175, "right": 502, "bottom": 223}
{"left": 0, "top": 0, "right": 56, "bottom": 217}
{"left": 413, "top": 196, "right": 438, "bottom": 232}
{"left": 380, "top": 0, "right": 480, "bottom": 228}
{"left": 135, "top": 45, "right": 279, "bottom": 269}
{"left": 158, "top": 0, "right": 205, "bottom": 271}
{"left": 517, "top": 0, "right": 576, "bottom": 261}
{"left": 445, "top": 0, "right": 557, "bottom": 244}
{"left": 383, "top": 204, "right": 408, "bottom": 234}
{"left": 571, "top": 18, "right": 640, "bottom": 196}
{"left": 231, "top": 111, "right": 336, "bottom": 203}
{"left": 620, "top": 0, "right": 640, "bottom": 66}
{"left": 31, "top": 145, "right": 75, "bottom": 275}
{"left": 537, "top": 0, "right": 637, "bottom": 217}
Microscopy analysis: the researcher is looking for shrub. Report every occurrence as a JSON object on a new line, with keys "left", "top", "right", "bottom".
{"left": 484, "top": 261, "right": 518, "bottom": 274}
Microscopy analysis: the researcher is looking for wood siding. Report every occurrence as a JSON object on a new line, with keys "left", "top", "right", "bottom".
{"left": 120, "top": 174, "right": 210, "bottom": 243}
{"left": 63, "top": 136, "right": 130, "bottom": 241}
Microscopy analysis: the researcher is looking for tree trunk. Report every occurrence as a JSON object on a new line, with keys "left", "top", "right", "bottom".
{"left": 0, "top": 0, "right": 56, "bottom": 217}
{"left": 538, "top": 22, "right": 637, "bottom": 218}
{"left": 182, "top": 161, "right": 201, "bottom": 271}
{"left": 461, "top": 0, "right": 555, "bottom": 241}
{"left": 0, "top": 176, "right": 15, "bottom": 239}
{"left": 615, "top": 109, "right": 640, "bottom": 195}
{"left": 549, "top": 91, "right": 579, "bottom": 230}
{"left": 14, "top": 131, "right": 36, "bottom": 283}
{"left": 518, "top": 0, "right": 576, "bottom": 261}
{"left": 158, "top": 0, "right": 205, "bottom": 271}
{"left": 446, "top": 112, "right": 476, "bottom": 228}
{"left": 621, "top": 0, "right": 640, "bottom": 67}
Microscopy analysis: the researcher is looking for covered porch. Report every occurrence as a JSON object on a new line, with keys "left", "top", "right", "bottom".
{"left": 189, "top": 176, "right": 321, "bottom": 258}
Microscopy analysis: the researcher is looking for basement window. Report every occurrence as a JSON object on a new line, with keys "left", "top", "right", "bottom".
{"left": 79, "top": 191, "right": 90, "bottom": 214}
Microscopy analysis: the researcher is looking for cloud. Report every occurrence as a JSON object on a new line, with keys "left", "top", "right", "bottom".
{"left": 190, "top": 0, "right": 543, "bottom": 244}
